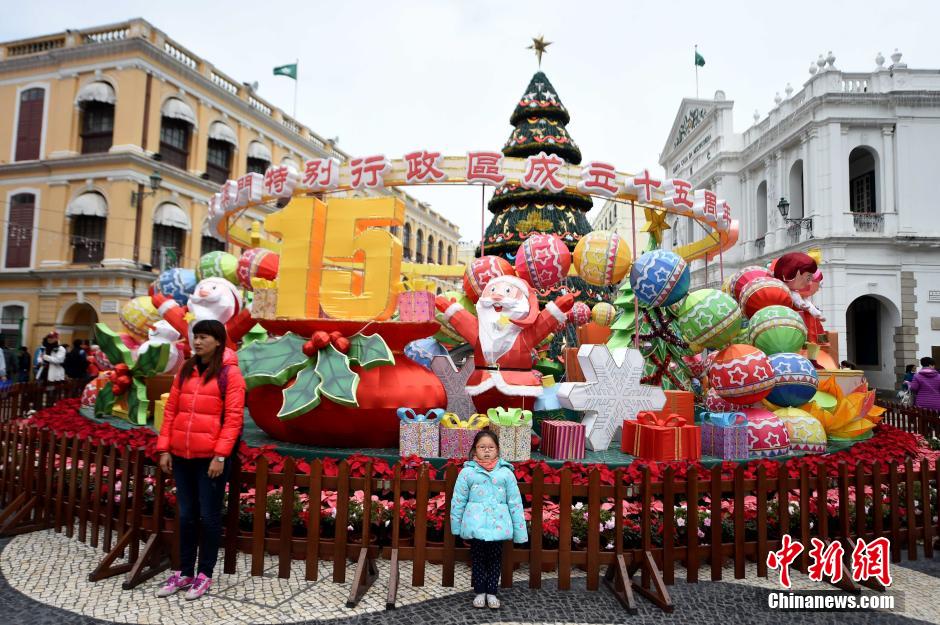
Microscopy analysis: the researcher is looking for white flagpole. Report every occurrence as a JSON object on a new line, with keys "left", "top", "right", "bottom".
{"left": 292, "top": 58, "right": 299, "bottom": 119}
{"left": 695, "top": 45, "right": 699, "bottom": 98}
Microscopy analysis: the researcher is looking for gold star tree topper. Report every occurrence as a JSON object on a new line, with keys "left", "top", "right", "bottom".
{"left": 641, "top": 206, "right": 671, "bottom": 244}
{"left": 528, "top": 35, "right": 552, "bottom": 67}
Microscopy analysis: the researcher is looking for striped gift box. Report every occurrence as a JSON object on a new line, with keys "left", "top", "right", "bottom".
{"left": 540, "top": 420, "right": 586, "bottom": 460}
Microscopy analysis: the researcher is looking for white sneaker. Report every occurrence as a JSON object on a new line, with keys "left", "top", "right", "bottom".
{"left": 486, "top": 594, "right": 500, "bottom": 609}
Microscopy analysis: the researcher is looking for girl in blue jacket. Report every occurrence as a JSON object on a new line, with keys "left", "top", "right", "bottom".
{"left": 450, "top": 430, "right": 528, "bottom": 609}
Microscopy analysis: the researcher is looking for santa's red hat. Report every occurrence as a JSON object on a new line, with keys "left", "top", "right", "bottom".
{"left": 486, "top": 275, "right": 539, "bottom": 328}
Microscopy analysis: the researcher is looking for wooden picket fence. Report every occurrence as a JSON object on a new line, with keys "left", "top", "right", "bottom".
{"left": 0, "top": 405, "right": 938, "bottom": 613}
{"left": 0, "top": 380, "right": 85, "bottom": 423}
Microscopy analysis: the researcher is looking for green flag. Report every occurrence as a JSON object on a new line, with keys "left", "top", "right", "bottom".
{"left": 273, "top": 63, "right": 298, "bottom": 79}
{"left": 694, "top": 50, "right": 705, "bottom": 67}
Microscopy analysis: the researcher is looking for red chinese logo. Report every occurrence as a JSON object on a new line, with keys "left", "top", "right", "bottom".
{"left": 807, "top": 537, "right": 844, "bottom": 583}
{"left": 627, "top": 169, "right": 662, "bottom": 202}
{"left": 404, "top": 150, "right": 446, "bottom": 183}
{"left": 577, "top": 161, "right": 620, "bottom": 197}
{"left": 303, "top": 158, "right": 339, "bottom": 191}
{"left": 851, "top": 537, "right": 892, "bottom": 587}
{"left": 766, "top": 534, "right": 804, "bottom": 589}
{"left": 349, "top": 154, "right": 390, "bottom": 189}
{"left": 521, "top": 151, "right": 566, "bottom": 193}
{"left": 663, "top": 178, "right": 693, "bottom": 210}
{"left": 466, "top": 151, "right": 506, "bottom": 184}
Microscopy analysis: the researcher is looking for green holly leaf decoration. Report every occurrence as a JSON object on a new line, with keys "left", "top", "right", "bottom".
{"left": 242, "top": 323, "right": 268, "bottom": 348}
{"left": 315, "top": 345, "right": 359, "bottom": 407}
{"left": 278, "top": 366, "right": 322, "bottom": 420}
{"left": 94, "top": 383, "right": 116, "bottom": 418}
{"left": 133, "top": 343, "right": 170, "bottom": 378}
{"left": 94, "top": 323, "right": 133, "bottom": 368}
{"left": 126, "top": 378, "right": 150, "bottom": 426}
{"left": 238, "top": 332, "right": 311, "bottom": 390}
{"left": 348, "top": 333, "right": 395, "bottom": 370}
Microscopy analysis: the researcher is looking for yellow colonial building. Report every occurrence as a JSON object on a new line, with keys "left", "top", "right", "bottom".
{"left": 0, "top": 19, "right": 460, "bottom": 348}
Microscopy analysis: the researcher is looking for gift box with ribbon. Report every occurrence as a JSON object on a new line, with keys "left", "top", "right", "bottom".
{"left": 540, "top": 420, "right": 586, "bottom": 460}
{"left": 649, "top": 390, "right": 695, "bottom": 421}
{"left": 533, "top": 375, "right": 562, "bottom": 412}
{"left": 439, "top": 413, "right": 489, "bottom": 459}
{"left": 486, "top": 407, "right": 533, "bottom": 462}
{"left": 250, "top": 278, "right": 278, "bottom": 320}
{"left": 621, "top": 412, "right": 702, "bottom": 461}
{"left": 701, "top": 411, "right": 749, "bottom": 460}
{"left": 398, "top": 408, "right": 444, "bottom": 457}
{"left": 397, "top": 278, "right": 436, "bottom": 322}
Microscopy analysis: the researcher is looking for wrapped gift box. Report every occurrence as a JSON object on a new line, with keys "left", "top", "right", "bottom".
{"left": 398, "top": 408, "right": 443, "bottom": 457}
{"left": 576, "top": 323, "right": 612, "bottom": 345}
{"left": 649, "top": 390, "right": 695, "bottom": 421}
{"left": 622, "top": 412, "right": 701, "bottom": 461}
{"left": 250, "top": 278, "right": 278, "bottom": 319}
{"left": 541, "top": 420, "right": 586, "bottom": 460}
{"left": 487, "top": 407, "right": 532, "bottom": 462}
{"left": 702, "top": 411, "right": 749, "bottom": 460}
{"left": 398, "top": 291, "right": 436, "bottom": 322}
{"left": 439, "top": 413, "right": 489, "bottom": 459}
{"left": 153, "top": 392, "right": 169, "bottom": 433}
{"left": 564, "top": 347, "right": 585, "bottom": 382}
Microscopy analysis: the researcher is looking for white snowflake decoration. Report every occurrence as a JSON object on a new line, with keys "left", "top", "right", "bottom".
{"left": 557, "top": 345, "right": 667, "bottom": 451}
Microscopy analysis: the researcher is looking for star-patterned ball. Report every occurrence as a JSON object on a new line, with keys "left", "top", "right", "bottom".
{"left": 119, "top": 296, "right": 161, "bottom": 339}
{"left": 705, "top": 387, "right": 740, "bottom": 411}
{"left": 725, "top": 265, "right": 772, "bottom": 301}
{"left": 708, "top": 344, "right": 775, "bottom": 405}
{"left": 743, "top": 408, "right": 790, "bottom": 458}
{"left": 237, "top": 248, "right": 280, "bottom": 290}
{"left": 748, "top": 305, "right": 808, "bottom": 355}
{"left": 738, "top": 277, "right": 793, "bottom": 318}
{"left": 197, "top": 251, "right": 239, "bottom": 284}
{"left": 154, "top": 268, "right": 197, "bottom": 306}
{"left": 513, "top": 234, "right": 571, "bottom": 291}
{"left": 463, "top": 256, "right": 515, "bottom": 303}
{"left": 676, "top": 289, "right": 743, "bottom": 352}
{"left": 572, "top": 230, "right": 632, "bottom": 287}
{"left": 766, "top": 353, "right": 819, "bottom": 407}
{"left": 591, "top": 302, "right": 616, "bottom": 327}
{"left": 568, "top": 301, "right": 591, "bottom": 327}
{"left": 774, "top": 407, "right": 827, "bottom": 453}
{"left": 629, "top": 250, "right": 690, "bottom": 307}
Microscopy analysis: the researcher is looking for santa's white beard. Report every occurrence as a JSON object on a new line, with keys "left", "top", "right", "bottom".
{"left": 477, "top": 297, "right": 528, "bottom": 364}
{"left": 188, "top": 296, "right": 234, "bottom": 323}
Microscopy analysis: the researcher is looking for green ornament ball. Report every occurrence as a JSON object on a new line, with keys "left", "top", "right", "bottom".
{"left": 197, "top": 251, "right": 239, "bottom": 284}
{"left": 748, "top": 305, "right": 807, "bottom": 355}
{"left": 677, "top": 288, "right": 742, "bottom": 352}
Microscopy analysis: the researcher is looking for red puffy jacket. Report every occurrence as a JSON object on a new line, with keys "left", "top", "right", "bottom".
{"left": 156, "top": 348, "right": 245, "bottom": 459}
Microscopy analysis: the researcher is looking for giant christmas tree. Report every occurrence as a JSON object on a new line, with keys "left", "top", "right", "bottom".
{"left": 484, "top": 71, "right": 613, "bottom": 357}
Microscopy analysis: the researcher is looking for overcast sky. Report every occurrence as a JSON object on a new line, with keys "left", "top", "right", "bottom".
{"left": 4, "top": 0, "right": 937, "bottom": 241}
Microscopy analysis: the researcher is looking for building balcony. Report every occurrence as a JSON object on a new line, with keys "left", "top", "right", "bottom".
{"left": 852, "top": 212, "right": 884, "bottom": 233}
{"left": 754, "top": 236, "right": 766, "bottom": 256}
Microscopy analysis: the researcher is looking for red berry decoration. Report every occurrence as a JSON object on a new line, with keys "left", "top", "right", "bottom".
{"left": 333, "top": 337, "right": 351, "bottom": 354}
{"left": 302, "top": 340, "right": 317, "bottom": 358}
{"left": 311, "top": 331, "right": 331, "bottom": 350}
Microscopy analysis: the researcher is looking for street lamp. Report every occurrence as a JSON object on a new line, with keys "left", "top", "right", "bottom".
{"left": 777, "top": 196, "right": 813, "bottom": 228}
{"left": 130, "top": 170, "right": 163, "bottom": 204}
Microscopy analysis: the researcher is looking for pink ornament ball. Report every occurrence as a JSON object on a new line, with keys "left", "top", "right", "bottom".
{"left": 568, "top": 301, "right": 591, "bottom": 327}
{"left": 514, "top": 234, "right": 571, "bottom": 291}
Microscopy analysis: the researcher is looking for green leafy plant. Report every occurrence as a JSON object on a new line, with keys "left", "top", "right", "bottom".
{"left": 93, "top": 323, "right": 169, "bottom": 425}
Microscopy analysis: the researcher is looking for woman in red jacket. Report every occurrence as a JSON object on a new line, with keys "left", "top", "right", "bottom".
{"left": 155, "top": 319, "right": 245, "bottom": 600}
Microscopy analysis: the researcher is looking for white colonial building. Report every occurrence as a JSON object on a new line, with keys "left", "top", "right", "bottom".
{"left": 659, "top": 51, "right": 940, "bottom": 390}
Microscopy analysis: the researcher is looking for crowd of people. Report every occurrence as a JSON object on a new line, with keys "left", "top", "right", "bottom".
{"left": 0, "top": 331, "right": 96, "bottom": 386}
{"left": 902, "top": 356, "right": 940, "bottom": 411}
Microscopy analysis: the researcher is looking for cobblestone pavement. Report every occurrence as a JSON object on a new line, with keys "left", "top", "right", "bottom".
{"left": 0, "top": 530, "right": 938, "bottom": 625}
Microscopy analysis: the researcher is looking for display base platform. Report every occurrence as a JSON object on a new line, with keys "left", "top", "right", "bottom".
{"left": 82, "top": 407, "right": 859, "bottom": 470}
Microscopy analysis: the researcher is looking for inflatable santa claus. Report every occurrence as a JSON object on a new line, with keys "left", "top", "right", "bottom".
{"left": 436, "top": 275, "right": 573, "bottom": 412}
{"left": 151, "top": 277, "right": 255, "bottom": 349}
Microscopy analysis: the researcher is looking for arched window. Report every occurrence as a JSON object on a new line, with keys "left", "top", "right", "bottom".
{"left": 66, "top": 192, "right": 108, "bottom": 263}
{"left": 849, "top": 147, "right": 878, "bottom": 213}
{"left": 151, "top": 202, "right": 191, "bottom": 269}
{"left": 403, "top": 223, "right": 412, "bottom": 260}
{"left": 5, "top": 193, "right": 35, "bottom": 268}
{"left": 788, "top": 160, "right": 805, "bottom": 220}
{"left": 416, "top": 229, "right": 424, "bottom": 263}
{"left": 427, "top": 235, "right": 435, "bottom": 264}
{"left": 206, "top": 121, "right": 237, "bottom": 184}
{"left": 437, "top": 241, "right": 444, "bottom": 265}
{"left": 15, "top": 88, "right": 44, "bottom": 161}
{"left": 201, "top": 220, "right": 226, "bottom": 256}
{"left": 0, "top": 304, "right": 25, "bottom": 348}
{"left": 755, "top": 180, "right": 768, "bottom": 238}
{"left": 447, "top": 245, "right": 453, "bottom": 266}
{"left": 77, "top": 81, "right": 115, "bottom": 154}
{"left": 159, "top": 98, "right": 196, "bottom": 170}
{"left": 246, "top": 141, "right": 272, "bottom": 174}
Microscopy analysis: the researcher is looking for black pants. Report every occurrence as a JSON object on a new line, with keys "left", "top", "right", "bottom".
{"left": 469, "top": 539, "right": 503, "bottom": 595}
{"left": 172, "top": 456, "right": 231, "bottom": 578}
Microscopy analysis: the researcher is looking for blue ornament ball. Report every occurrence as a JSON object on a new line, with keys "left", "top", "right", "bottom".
{"left": 629, "top": 250, "right": 690, "bottom": 307}
{"left": 404, "top": 338, "right": 448, "bottom": 369}
{"left": 155, "top": 268, "right": 197, "bottom": 306}
{"left": 766, "top": 353, "right": 819, "bottom": 408}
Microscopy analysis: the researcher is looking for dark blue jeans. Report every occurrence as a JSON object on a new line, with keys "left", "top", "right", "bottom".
{"left": 172, "top": 455, "right": 231, "bottom": 578}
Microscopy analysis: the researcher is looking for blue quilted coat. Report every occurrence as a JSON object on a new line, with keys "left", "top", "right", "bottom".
{"left": 450, "top": 460, "right": 528, "bottom": 543}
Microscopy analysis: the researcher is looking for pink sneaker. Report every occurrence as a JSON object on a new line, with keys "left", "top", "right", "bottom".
{"left": 155, "top": 571, "right": 193, "bottom": 597}
{"left": 184, "top": 573, "right": 212, "bottom": 600}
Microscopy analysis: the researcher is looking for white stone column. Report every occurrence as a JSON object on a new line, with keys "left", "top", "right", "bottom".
{"left": 881, "top": 125, "right": 896, "bottom": 235}
{"left": 763, "top": 156, "right": 777, "bottom": 252}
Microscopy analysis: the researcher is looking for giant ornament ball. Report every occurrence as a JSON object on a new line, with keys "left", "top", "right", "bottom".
{"left": 513, "top": 234, "right": 571, "bottom": 291}
{"left": 119, "top": 296, "right": 162, "bottom": 339}
{"left": 629, "top": 250, "right": 690, "bottom": 307}
{"left": 774, "top": 407, "right": 827, "bottom": 453}
{"left": 572, "top": 230, "right": 631, "bottom": 287}
{"left": 591, "top": 302, "right": 617, "bottom": 327}
{"left": 463, "top": 256, "right": 515, "bottom": 303}
{"left": 708, "top": 344, "right": 775, "bottom": 405}
{"left": 725, "top": 265, "right": 772, "bottom": 301}
{"left": 568, "top": 301, "right": 592, "bottom": 327}
{"left": 237, "top": 248, "right": 280, "bottom": 290}
{"left": 677, "top": 289, "right": 743, "bottom": 351}
{"left": 765, "top": 353, "right": 819, "bottom": 407}
{"left": 197, "top": 251, "right": 239, "bottom": 284}
{"left": 748, "top": 305, "right": 808, "bottom": 355}
{"left": 743, "top": 408, "right": 791, "bottom": 458}
{"left": 154, "top": 268, "right": 197, "bottom": 306}
{"left": 738, "top": 276, "right": 793, "bottom": 318}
